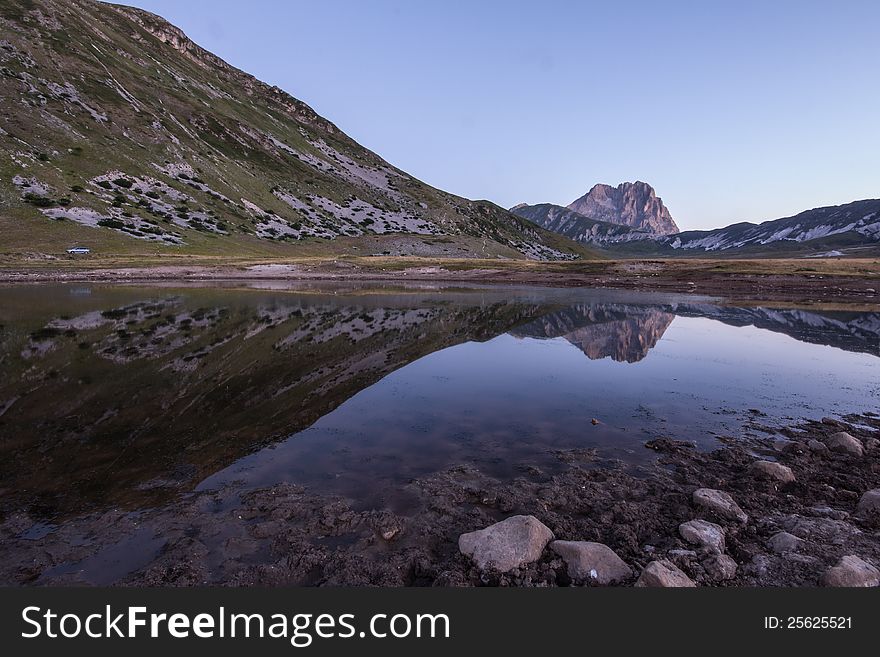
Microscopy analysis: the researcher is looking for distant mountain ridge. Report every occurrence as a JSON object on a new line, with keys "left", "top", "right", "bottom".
{"left": 567, "top": 181, "right": 679, "bottom": 235}
{"left": 513, "top": 193, "right": 880, "bottom": 256}
{"left": 509, "top": 203, "right": 655, "bottom": 246}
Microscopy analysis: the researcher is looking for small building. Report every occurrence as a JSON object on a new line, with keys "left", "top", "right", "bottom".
{"left": 66, "top": 246, "right": 91, "bottom": 254}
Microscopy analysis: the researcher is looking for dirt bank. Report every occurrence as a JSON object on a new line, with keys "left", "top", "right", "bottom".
{"left": 1, "top": 257, "right": 878, "bottom": 304}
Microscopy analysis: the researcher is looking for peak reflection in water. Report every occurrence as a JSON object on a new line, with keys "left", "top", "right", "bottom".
{"left": 0, "top": 283, "right": 876, "bottom": 520}
{"left": 510, "top": 305, "right": 675, "bottom": 363}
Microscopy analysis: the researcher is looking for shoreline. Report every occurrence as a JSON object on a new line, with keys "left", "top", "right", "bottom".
{"left": 1, "top": 414, "right": 877, "bottom": 587}
{"left": 1, "top": 257, "right": 879, "bottom": 304}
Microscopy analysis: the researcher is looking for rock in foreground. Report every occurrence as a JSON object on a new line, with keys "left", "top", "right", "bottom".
{"left": 749, "top": 460, "right": 795, "bottom": 483}
{"left": 855, "top": 489, "right": 880, "bottom": 527}
{"left": 820, "top": 555, "right": 879, "bottom": 587}
{"left": 679, "top": 519, "right": 726, "bottom": 553}
{"left": 825, "top": 432, "right": 864, "bottom": 457}
{"left": 550, "top": 540, "right": 632, "bottom": 584}
{"left": 458, "top": 515, "right": 554, "bottom": 573}
{"left": 635, "top": 560, "right": 696, "bottom": 587}
{"left": 693, "top": 488, "right": 748, "bottom": 524}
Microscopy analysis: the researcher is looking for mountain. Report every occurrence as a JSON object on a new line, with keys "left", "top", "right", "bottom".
{"left": 0, "top": 0, "right": 590, "bottom": 261}
{"left": 567, "top": 181, "right": 679, "bottom": 235}
{"left": 510, "top": 203, "right": 657, "bottom": 246}
{"left": 660, "top": 198, "right": 880, "bottom": 255}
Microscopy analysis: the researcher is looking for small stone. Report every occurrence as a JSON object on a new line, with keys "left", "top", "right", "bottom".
{"left": 667, "top": 549, "right": 697, "bottom": 558}
{"left": 693, "top": 488, "right": 748, "bottom": 524}
{"left": 550, "top": 540, "right": 632, "bottom": 584}
{"left": 590, "top": 418, "right": 600, "bottom": 425}
{"left": 866, "top": 437, "right": 879, "bottom": 452}
{"left": 634, "top": 560, "right": 696, "bottom": 587}
{"left": 749, "top": 460, "right": 795, "bottom": 483}
{"left": 825, "top": 432, "right": 864, "bottom": 457}
{"left": 855, "top": 489, "right": 880, "bottom": 527}
{"left": 820, "top": 555, "right": 879, "bottom": 587}
{"left": 767, "top": 531, "right": 804, "bottom": 554}
{"left": 679, "top": 519, "right": 726, "bottom": 553}
{"left": 807, "top": 439, "right": 829, "bottom": 454}
{"left": 458, "top": 515, "right": 554, "bottom": 573}
{"left": 381, "top": 527, "right": 400, "bottom": 541}
{"left": 703, "top": 554, "right": 737, "bottom": 582}
{"left": 808, "top": 506, "right": 849, "bottom": 521}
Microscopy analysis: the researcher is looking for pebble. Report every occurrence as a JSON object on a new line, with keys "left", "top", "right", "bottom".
{"left": 767, "top": 531, "right": 804, "bottom": 554}
{"left": 703, "top": 554, "right": 737, "bottom": 582}
{"left": 692, "top": 488, "right": 748, "bottom": 524}
{"left": 458, "top": 515, "right": 554, "bottom": 573}
{"left": 807, "top": 439, "right": 829, "bottom": 454}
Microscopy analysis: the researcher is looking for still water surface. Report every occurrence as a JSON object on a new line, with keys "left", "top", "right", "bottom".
{"left": 0, "top": 282, "right": 877, "bottom": 515}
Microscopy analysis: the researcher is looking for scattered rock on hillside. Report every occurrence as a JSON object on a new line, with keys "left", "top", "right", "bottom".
{"left": 703, "top": 554, "right": 737, "bottom": 582}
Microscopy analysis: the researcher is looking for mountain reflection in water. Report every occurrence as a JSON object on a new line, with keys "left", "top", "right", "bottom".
{"left": 0, "top": 284, "right": 876, "bottom": 519}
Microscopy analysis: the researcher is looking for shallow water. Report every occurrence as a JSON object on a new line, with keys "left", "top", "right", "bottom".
{"left": 0, "top": 282, "right": 877, "bottom": 519}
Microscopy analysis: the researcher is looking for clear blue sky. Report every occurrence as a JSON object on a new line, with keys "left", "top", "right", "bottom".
{"left": 124, "top": 0, "right": 879, "bottom": 231}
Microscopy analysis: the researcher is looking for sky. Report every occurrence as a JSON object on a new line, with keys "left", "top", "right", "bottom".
{"left": 125, "top": 0, "right": 879, "bottom": 231}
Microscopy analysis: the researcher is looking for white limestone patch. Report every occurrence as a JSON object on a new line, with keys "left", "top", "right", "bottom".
{"left": 12, "top": 175, "right": 52, "bottom": 197}
{"left": 41, "top": 206, "right": 184, "bottom": 244}
{"left": 43, "top": 80, "right": 108, "bottom": 123}
{"left": 152, "top": 162, "right": 233, "bottom": 204}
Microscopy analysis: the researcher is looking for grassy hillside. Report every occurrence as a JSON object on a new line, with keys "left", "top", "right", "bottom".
{"left": 0, "top": 0, "right": 595, "bottom": 262}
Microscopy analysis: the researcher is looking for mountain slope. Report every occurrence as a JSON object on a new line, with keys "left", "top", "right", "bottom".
{"left": 567, "top": 181, "right": 679, "bottom": 235}
{"left": 0, "top": 0, "right": 592, "bottom": 261}
{"left": 510, "top": 203, "right": 656, "bottom": 245}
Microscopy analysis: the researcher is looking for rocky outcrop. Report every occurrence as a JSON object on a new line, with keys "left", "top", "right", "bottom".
{"left": 567, "top": 182, "right": 679, "bottom": 235}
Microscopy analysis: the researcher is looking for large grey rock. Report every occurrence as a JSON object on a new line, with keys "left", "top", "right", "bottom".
{"left": 749, "top": 460, "right": 795, "bottom": 483}
{"left": 692, "top": 488, "right": 748, "bottom": 524}
{"left": 703, "top": 554, "right": 737, "bottom": 582}
{"left": 458, "top": 515, "right": 554, "bottom": 572}
{"left": 550, "top": 540, "right": 631, "bottom": 584}
{"left": 767, "top": 531, "right": 805, "bottom": 554}
{"left": 679, "top": 519, "right": 725, "bottom": 553}
{"left": 634, "top": 560, "right": 696, "bottom": 587}
{"left": 855, "top": 489, "right": 880, "bottom": 527}
{"left": 820, "top": 555, "right": 879, "bottom": 587}
{"left": 825, "top": 432, "right": 864, "bottom": 457}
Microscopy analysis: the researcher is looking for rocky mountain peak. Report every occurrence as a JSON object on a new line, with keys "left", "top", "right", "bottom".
{"left": 567, "top": 181, "right": 679, "bottom": 235}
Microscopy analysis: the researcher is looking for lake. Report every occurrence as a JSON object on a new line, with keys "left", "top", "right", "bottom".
{"left": 0, "top": 282, "right": 877, "bottom": 584}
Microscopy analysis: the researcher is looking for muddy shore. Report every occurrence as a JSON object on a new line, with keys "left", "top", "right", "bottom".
{"left": 1, "top": 414, "right": 877, "bottom": 587}
{"left": 1, "top": 258, "right": 878, "bottom": 304}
